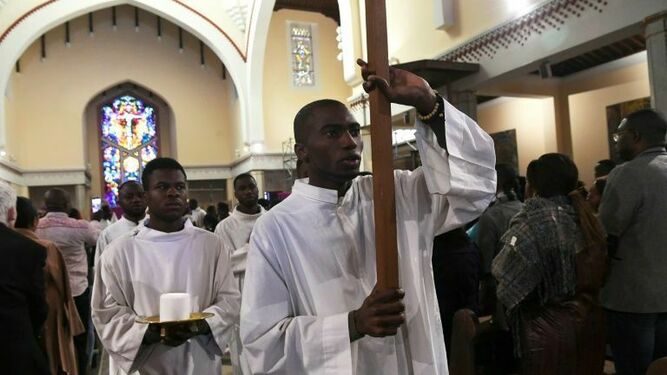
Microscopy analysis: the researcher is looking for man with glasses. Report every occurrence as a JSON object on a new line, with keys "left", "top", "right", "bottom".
{"left": 599, "top": 109, "right": 667, "bottom": 375}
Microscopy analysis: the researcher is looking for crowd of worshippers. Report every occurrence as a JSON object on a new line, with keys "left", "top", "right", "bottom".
{"left": 0, "top": 61, "right": 666, "bottom": 375}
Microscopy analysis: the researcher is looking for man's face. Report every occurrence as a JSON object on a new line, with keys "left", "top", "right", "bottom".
{"left": 614, "top": 119, "right": 636, "bottom": 161}
{"left": 118, "top": 183, "right": 147, "bottom": 218}
{"left": 296, "top": 104, "right": 363, "bottom": 187}
{"left": 234, "top": 176, "right": 259, "bottom": 208}
{"left": 144, "top": 169, "right": 188, "bottom": 223}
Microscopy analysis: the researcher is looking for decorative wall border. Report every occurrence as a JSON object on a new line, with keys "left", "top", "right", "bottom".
{"left": 0, "top": 152, "right": 290, "bottom": 187}
{"left": 0, "top": 0, "right": 256, "bottom": 60}
{"left": 439, "top": 0, "right": 610, "bottom": 63}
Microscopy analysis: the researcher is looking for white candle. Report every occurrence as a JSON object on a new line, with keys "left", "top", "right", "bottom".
{"left": 159, "top": 293, "right": 192, "bottom": 321}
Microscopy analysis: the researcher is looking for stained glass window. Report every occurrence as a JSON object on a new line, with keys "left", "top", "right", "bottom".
{"left": 290, "top": 23, "right": 315, "bottom": 87}
{"left": 100, "top": 95, "right": 158, "bottom": 207}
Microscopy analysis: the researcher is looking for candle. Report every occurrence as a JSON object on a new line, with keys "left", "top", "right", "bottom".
{"left": 159, "top": 293, "right": 192, "bottom": 321}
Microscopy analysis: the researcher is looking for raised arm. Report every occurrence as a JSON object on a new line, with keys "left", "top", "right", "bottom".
{"left": 359, "top": 59, "right": 496, "bottom": 234}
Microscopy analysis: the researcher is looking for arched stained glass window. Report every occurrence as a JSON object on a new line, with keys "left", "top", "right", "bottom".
{"left": 100, "top": 94, "right": 158, "bottom": 207}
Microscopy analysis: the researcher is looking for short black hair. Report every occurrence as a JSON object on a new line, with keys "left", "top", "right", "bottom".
{"left": 141, "top": 157, "right": 187, "bottom": 191}
{"left": 625, "top": 109, "right": 667, "bottom": 146}
{"left": 15, "top": 196, "right": 38, "bottom": 229}
{"left": 118, "top": 180, "right": 143, "bottom": 194}
{"left": 293, "top": 99, "right": 347, "bottom": 144}
{"left": 189, "top": 198, "right": 199, "bottom": 209}
{"left": 527, "top": 153, "right": 578, "bottom": 198}
{"left": 594, "top": 159, "right": 616, "bottom": 177}
{"left": 233, "top": 173, "right": 256, "bottom": 189}
{"left": 496, "top": 163, "right": 519, "bottom": 196}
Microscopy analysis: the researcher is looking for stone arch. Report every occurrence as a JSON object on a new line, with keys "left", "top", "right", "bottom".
{"left": 0, "top": 0, "right": 248, "bottom": 151}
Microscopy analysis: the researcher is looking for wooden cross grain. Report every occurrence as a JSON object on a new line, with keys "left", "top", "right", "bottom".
{"left": 364, "top": 0, "right": 399, "bottom": 289}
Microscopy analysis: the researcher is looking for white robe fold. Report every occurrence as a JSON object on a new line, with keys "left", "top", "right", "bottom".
{"left": 214, "top": 206, "right": 266, "bottom": 272}
{"left": 92, "top": 220, "right": 241, "bottom": 375}
{"left": 95, "top": 216, "right": 147, "bottom": 268}
{"left": 240, "top": 101, "right": 497, "bottom": 375}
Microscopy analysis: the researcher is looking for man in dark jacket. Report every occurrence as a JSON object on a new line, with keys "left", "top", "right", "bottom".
{"left": 0, "top": 181, "right": 49, "bottom": 374}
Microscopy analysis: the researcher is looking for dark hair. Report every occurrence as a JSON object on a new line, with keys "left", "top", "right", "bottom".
{"left": 233, "top": 173, "right": 256, "bottom": 189}
{"left": 15, "top": 196, "right": 38, "bottom": 229}
{"left": 593, "top": 178, "right": 607, "bottom": 196}
{"left": 141, "top": 157, "right": 187, "bottom": 191}
{"left": 625, "top": 109, "right": 667, "bottom": 146}
{"left": 119, "top": 180, "right": 142, "bottom": 193}
{"left": 189, "top": 198, "right": 199, "bottom": 210}
{"left": 526, "top": 153, "right": 578, "bottom": 198}
{"left": 594, "top": 159, "right": 616, "bottom": 177}
{"left": 293, "top": 99, "right": 346, "bottom": 144}
{"left": 496, "top": 163, "right": 519, "bottom": 201}
{"left": 68, "top": 208, "right": 82, "bottom": 220}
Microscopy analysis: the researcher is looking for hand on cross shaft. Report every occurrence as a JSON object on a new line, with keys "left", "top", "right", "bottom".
{"left": 353, "top": 284, "right": 406, "bottom": 337}
{"left": 357, "top": 59, "right": 437, "bottom": 116}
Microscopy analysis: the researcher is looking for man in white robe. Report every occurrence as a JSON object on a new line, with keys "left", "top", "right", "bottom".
{"left": 240, "top": 60, "right": 496, "bottom": 374}
{"left": 215, "top": 173, "right": 266, "bottom": 270}
{"left": 215, "top": 172, "right": 265, "bottom": 374}
{"left": 92, "top": 157, "right": 240, "bottom": 375}
{"left": 95, "top": 180, "right": 148, "bottom": 267}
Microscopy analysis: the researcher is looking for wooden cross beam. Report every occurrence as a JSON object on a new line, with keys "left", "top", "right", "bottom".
{"left": 364, "top": 0, "right": 399, "bottom": 289}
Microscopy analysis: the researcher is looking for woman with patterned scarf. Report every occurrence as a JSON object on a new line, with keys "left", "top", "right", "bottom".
{"left": 492, "top": 153, "right": 607, "bottom": 375}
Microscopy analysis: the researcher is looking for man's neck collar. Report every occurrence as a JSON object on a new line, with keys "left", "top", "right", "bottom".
{"left": 123, "top": 213, "right": 146, "bottom": 224}
{"left": 236, "top": 204, "right": 261, "bottom": 215}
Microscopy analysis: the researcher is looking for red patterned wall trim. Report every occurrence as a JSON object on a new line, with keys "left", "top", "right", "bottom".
{"left": 0, "top": 0, "right": 58, "bottom": 44}
{"left": 0, "top": 0, "right": 253, "bottom": 62}
{"left": 439, "top": 0, "right": 609, "bottom": 63}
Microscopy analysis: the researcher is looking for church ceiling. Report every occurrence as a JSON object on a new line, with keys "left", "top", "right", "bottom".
{"left": 274, "top": 0, "right": 340, "bottom": 24}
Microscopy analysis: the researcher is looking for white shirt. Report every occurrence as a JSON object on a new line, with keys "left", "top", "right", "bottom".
{"left": 36, "top": 212, "right": 99, "bottom": 296}
{"left": 95, "top": 215, "right": 147, "bottom": 268}
{"left": 190, "top": 207, "right": 207, "bottom": 228}
{"left": 214, "top": 206, "right": 266, "bottom": 272}
{"left": 240, "top": 101, "right": 497, "bottom": 374}
{"left": 92, "top": 220, "right": 240, "bottom": 375}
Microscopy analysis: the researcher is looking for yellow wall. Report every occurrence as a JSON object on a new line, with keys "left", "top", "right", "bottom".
{"left": 385, "top": 0, "right": 544, "bottom": 63}
{"left": 262, "top": 9, "right": 352, "bottom": 152}
{"left": 477, "top": 96, "right": 557, "bottom": 175}
{"left": 5, "top": 6, "right": 239, "bottom": 170}
{"left": 568, "top": 63, "right": 650, "bottom": 184}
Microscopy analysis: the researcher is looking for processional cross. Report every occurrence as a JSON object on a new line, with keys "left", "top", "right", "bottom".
{"left": 364, "top": 0, "right": 398, "bottom": 289}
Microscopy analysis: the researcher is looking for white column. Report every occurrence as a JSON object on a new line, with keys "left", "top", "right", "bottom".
{"left": 645, "top": 12, "right": 667, "bottom": 115}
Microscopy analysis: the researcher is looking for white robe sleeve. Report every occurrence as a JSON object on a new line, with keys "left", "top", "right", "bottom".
{"left": 94, "top": 230, "right": 109, "bottom": 268}
{"left": 91, "top": 252, "right": 151, "bottom": 374}
{"left": 201, "top": 239, "right": 241, "bottom": 354}
{"left": 240, "top": 222, "right": 353, "bottom": 374}
{"left": 405, "top": 99, "right": 497, "bottom": 235}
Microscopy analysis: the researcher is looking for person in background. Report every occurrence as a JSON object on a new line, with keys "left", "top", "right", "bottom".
{"left": 0, "top": 182, "right": 49, "bottom": 375}
{"left": 69, "top": 208, "right": 83, "bottom": 220}
{"left": 94, "top": 180, "right": 148, "bottom": 267}
{"left": 217, "top": 202, "right": 230, "bottom": 221}
{"left": 599, "top": 109, "right": 667, "bottom": 375}
{"left": 36, "top": 188, "right": 98, "bottom": 374}
{"left": 189, "top": 198, "right": 207, "bottom": 228}
{"left": 203, "top": 205, "right": 219, "bottom": 232}
{"left": 594, "top": 159, "right": 616, "bottom": 178}
{"left": 15, "top": 196, "right": 85, "bottom": 375}
{"left": 586, "top": 177, "right": 607, "bottom": 214}
{"left": 492, "top": 153, "right": 607, "bottom": 375}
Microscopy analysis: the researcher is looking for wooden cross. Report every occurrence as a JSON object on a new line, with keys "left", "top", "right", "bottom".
{"left": 364, "top": 0, "right": 399, "bottom": 289}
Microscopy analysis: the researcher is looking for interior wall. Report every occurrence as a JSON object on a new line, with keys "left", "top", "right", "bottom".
{"left": 477, "top": 96, "right": 557, "bottom": 175}
{"left": 5, "top": 6, "right": 240, "bottom": 171}
{"left": 384, "top": 0, "right": 544, "bottom": 63}
{"left": 261, "top": 9, "right": 352, "bottom": 153}
{"left": 569, "top": 77, "right": 650, "bottom": 185}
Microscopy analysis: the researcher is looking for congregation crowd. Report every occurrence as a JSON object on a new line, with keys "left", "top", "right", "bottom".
{"left": 1, "top": 62, "right": 666, "bottom": 375}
